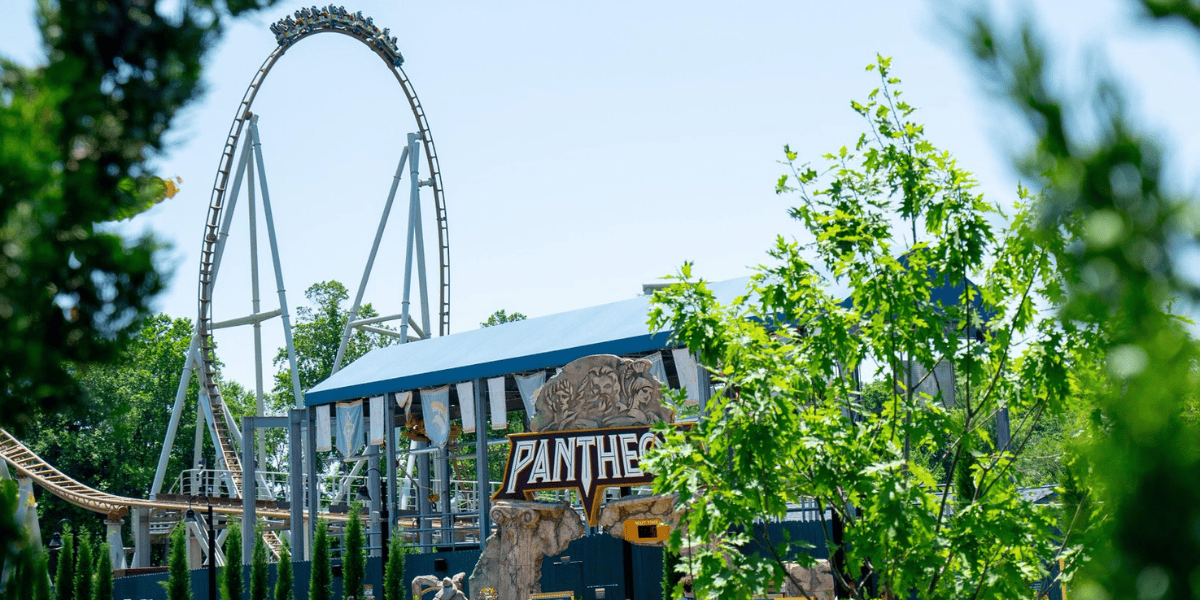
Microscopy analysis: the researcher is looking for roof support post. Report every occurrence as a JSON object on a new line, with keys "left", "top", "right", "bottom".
{"left": 474, "top": 379, "right": 491, "bottom": 549}
{"left": 439, "top": 447, "right": 452, "bottom": 549}
{"left": 386, "top": 394, "right": 398, "bottom": 539}
{"left": 242, "top": 415, "right": 256, "bottom": 566}
{"left": 417, "top": 441, "right": 431, "bottom": 551}
{"left": 289, "top": 408, "right": 306, "bottom": 561}
{"left": 307, "top": 407, "right": 320, "bottom": 560}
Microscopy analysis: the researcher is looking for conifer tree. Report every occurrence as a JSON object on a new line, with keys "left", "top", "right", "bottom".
{"left": 54, "top": 529, "right": 74, "bottom": 600}
{"left": 309, "top": 521, "right": 332, "bottom": 600}
{"left": 383, "top": 531, "right": 410, "bottom": 600}
{"left": 36, "top": 549, "right": 52, "bottom": 600}
{"left": 74, "top": 535, "right": 93, "bottom": 600}
{"left": 161, "top": 524, "right": 189, "bottom": 600}
{"left": 274, "top": 540, "right": 293, "bottom": 600}
{"left": 250, "top": 524, "right": 269, "bottom": 600}
{"left": 224, "top": 519, "right": 243, "bottom": 600}
{"left": 342, "top": 503, "right": 365, "bottom": 600}
{"left": 94, "top": 543, "right": 113, "bottom": 600}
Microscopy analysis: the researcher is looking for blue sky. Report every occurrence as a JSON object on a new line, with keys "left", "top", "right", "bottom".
{"left": 3, "top": 0, "right": 1198, "bottom": 390}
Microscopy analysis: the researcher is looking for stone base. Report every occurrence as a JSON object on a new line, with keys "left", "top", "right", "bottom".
{"left": 469, "top": 500, "right": 585, "bottom": 600}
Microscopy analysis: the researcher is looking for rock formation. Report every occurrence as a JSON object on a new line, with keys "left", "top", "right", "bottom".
{"left": 469, "top": 500, "right": 585, "bottom": 600}
{"left": 597, "top": 493, "right": 679, "bottom": 546}
{"left": 782, "top": 559, "right": 836, "bottom": 599}
{"left": 412, "top": 573, "right": 467, "bottom": 600}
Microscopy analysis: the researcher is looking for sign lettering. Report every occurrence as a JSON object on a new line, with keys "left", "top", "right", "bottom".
{"left": 492, "top": 424, "right": 682, "bottom": 525}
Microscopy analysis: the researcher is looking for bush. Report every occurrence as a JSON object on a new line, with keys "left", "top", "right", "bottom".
{"left": 161, "top": 524, "right": 189, "bottom": 600}
{"left": 383, "top": 530, "right": 413, "bottom": 600}
{"left": 54, "top": 528, "right": 74, "bottom": 600}
{"left": 310, "top": 521, "right": 331, "bottom": 600}
{"left": 343, "top": 503, "right": 365, "bottom": 600}
{"left": 224, "top": 519, "right": 243, "bottom": 600}
{"left": 94, "top": 543, "right": 113, "bottom": 600}
{"left": 250, "top": 523, "right": 269, "bottom": 600}
{"left": 275, "top": 540, "right": 293, "bottom": 600}
{"left": 74, "top": 536, "right": 93, "bottom": 600}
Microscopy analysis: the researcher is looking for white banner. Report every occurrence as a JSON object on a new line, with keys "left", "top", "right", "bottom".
{"left": 335, "top": 400, "right": 364, "bottom": 458}
{"left": 395, "top": 390, "right": 413, "bottom": 423}
{"left": 421, "top": 385, "right": 451, "bottom": 447}
{"left": 672, "top": 349, "right": 701, "bottom": 406}
{"left": 645, "top": 352, "right": 668, "bottom": 388}
{"left": 488, "top": 377, "right": 507, "bottom": 430}
{"left": 316, "top": 404, "right": 332, "bottom": 452}
{"left": 515, "top": 372, "right": 545, "bottom": 417}
{"left": 457, "top": 381, "right": 476, "bottom": 434}
{"left": 369, "top": 395, "right": 385, "bottom": 446}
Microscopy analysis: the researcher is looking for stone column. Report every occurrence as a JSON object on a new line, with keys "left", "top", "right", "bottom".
{"left": 104, "top": 516, "right": 127, "bottom": 570}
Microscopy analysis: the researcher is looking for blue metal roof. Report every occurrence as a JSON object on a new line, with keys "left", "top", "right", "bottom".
{"left": 304, "top": 277, "right": 752, "bottom": 406}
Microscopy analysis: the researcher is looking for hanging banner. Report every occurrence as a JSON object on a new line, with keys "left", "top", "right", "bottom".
{"left": 515, "top": 371, "right": 546, "bottom": 417}
{"left": 369, "top": 395, "right": 386, "bottom": 446}
{"left": 645, "top": 352, "right": 668, "bottom": 390}
{"left": 316, "top": 404, "right": 332, "bottom": 452}
{"left": 671, "top": 349, "right": 700, "bottom": 406}
{"left": 457, "top": 381, "right": 476, "bottom": 434}
{"left": 421, "top": 385, "right": 451, "bottom": 447}
{"left": 395, "top": 390, "right": 413, "bottom": 423}
{"left": 644, "top": 352, "right": 676, "bottom": 410}
{"left": 487, "top": 377, "right": 507, "bottom": 430}
{"left": 335, "top": 400, "right": 364, "bottom": 458}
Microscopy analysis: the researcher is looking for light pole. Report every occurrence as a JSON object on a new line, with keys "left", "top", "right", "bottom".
{"left": 186, "top": 505, "right": 217, "bottom": 600}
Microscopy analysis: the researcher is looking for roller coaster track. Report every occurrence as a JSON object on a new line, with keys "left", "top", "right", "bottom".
{"left": 0, "top": 429, "right": 301, "bottom": 522}
{"left": 196, "top": 14, "right": 451, "bottom": 491}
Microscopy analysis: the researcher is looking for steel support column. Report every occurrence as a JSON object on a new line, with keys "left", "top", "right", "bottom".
{"left": 241, "top": 415, "right": 256, "bottom": 566}
{"left": 368, "top": 444, "right": 382, "bottom": 557}
{"left": 289, "top": 409, "right": 306, "bottom": 561}
{"left": 417, "top": 441, "right": 432, "bottom": 550}
{"left": 473, "top": 379, "right": 491, "bottom": 547}
{"left": 306, "top": 407, "right": 320, "bottom": 559}
{"left": 385, "top": 394, "right": 398, "bottom": 539}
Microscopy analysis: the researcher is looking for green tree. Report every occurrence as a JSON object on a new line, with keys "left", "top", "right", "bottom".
{"left": 250, "top": 524, "right": 268, "bottom": 600}
{"left": 273, "top": 281, "right": 394, "bottom": 409}
{"left": 223, "top": 519, "right": 243, "bottom": 600}
{"left": 480, "top": 310, "right": 527, "bottom": 328}
{"left": 74, "top": 537, "right": 93, "bottom": 600}
{"left": 342, "top": 503, "right": 366, "bottom": 600}
{"left": 27, "top": 314, "right": 201, "bottom": 543}
{"left": 383, "top": 530, "right": 411, "bottom": 600}
{"left": 274, "top": 540, "right": 293, "bottom": 600}
{"left": 36, "top": 549, "right": 52, "bottom": 600}
{"left": 161, "top": 524, "right": 189, "bottom": 600}
{"left": 54, "top": 528, "right": 74, "bottom": 600}
{"left": 0, "top": 0, "right": 278, "bottom": 563}
{"left": 0, "top": 0, "right": 277, "bottom": 432}
{"left": 310, "top": 521, "right": 332, "bottom": 600}
{"left": 965, "top": 2, "right": 1200, "bottom": 597}
{"left": 647, "top": 56, "right": 1070, "bottom": 599}
{"left": 94, "top": 544, "right": 112, "bottom": 600}
{"left": 2, "top": 543, "right": 47, "bottom": 599}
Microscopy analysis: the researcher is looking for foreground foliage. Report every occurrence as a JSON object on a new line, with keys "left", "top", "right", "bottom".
{"left": 649, "top": 57, "right": 1074, "bottom": 600}
{"left": 965, "top": 1, "right": 1200, "bottom": 597}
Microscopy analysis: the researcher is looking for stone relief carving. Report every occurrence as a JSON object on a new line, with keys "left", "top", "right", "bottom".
{"left": 469, "top": 500, "right": 585, "bottom": 600}
{"left": 530, "top": 354, "right": 673, "bottom": 432}
{"left": 411, "top": 573, "right": 467, "bottom": 600}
